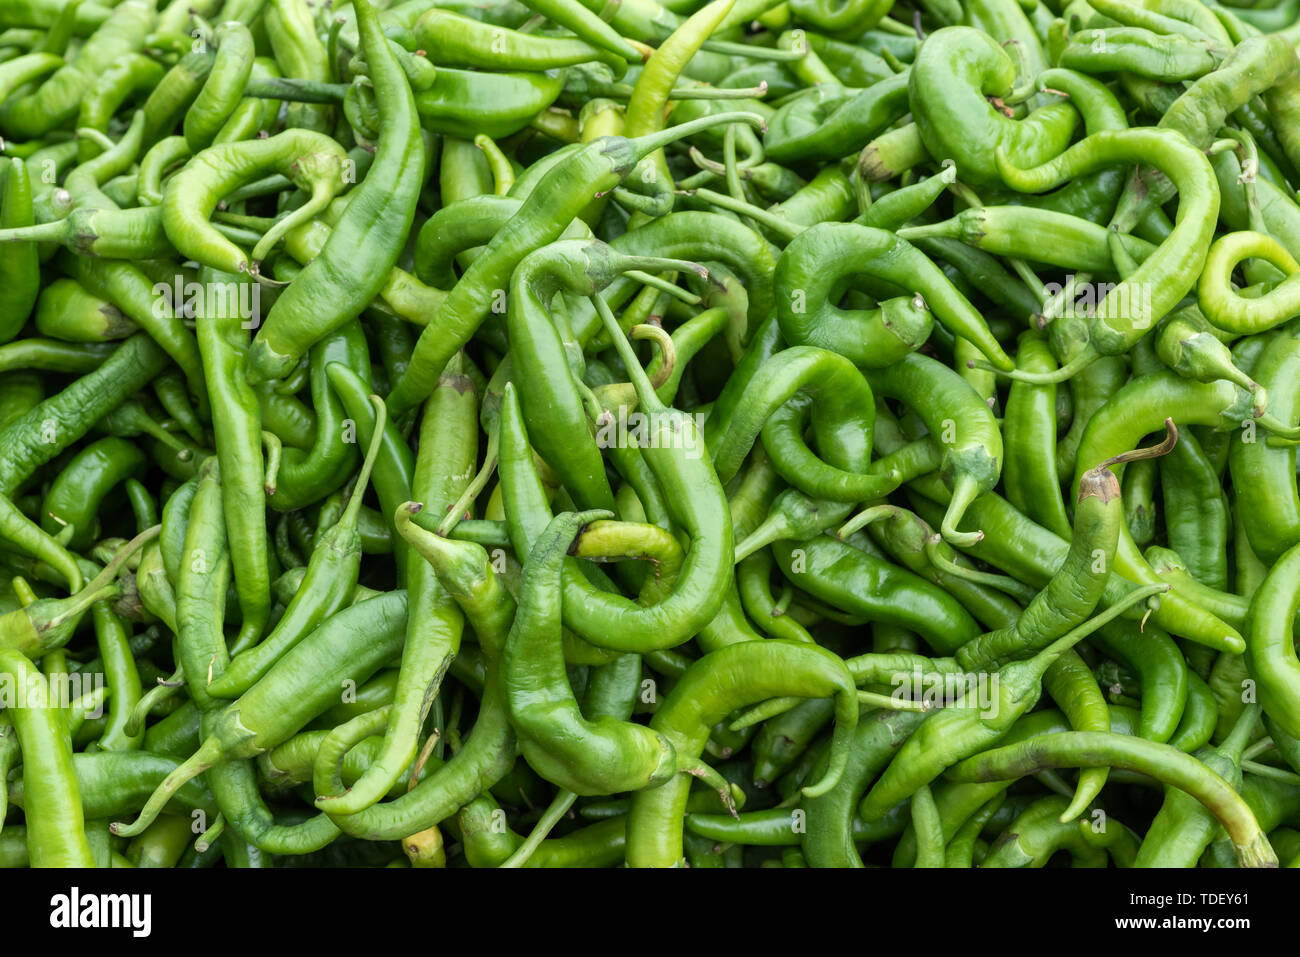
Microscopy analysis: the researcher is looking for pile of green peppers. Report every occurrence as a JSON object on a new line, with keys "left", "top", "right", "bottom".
{"left": 1, "top": 0, "right": 1300, "bottom": 870}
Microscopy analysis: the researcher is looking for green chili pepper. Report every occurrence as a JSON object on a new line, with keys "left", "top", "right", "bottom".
{"left": 183, "top": 21, "right": 255, "bottom": 152}
{"left": 1199, "top": 231, "right": 1300, "bottom": 336}
{"left": 0, "top": 527, "right": 154, "bottom": 661}
{"left": 955, "top": 433, "right": 1174, "bottom": 674}
{"left": 866, "top": 352, "right": 1004, "bottom": 547}
{"left": 705, "top": 343, "right": 882, "bottom": 494}
{"left": 325, "top": 361, "right": 415, "bottom": 582}
{"left": 1245, "top": 541, "right": 1300, "bottom": 741}
{"left": 264, "top": 322, "right": 368, "bottom": 511}
{"left": 0, "top": 482, "right": 81, "bottom": 592}
{"left": 246, "top": 0, "right": 424, "bottom": 383}
{"left": 0, "top": 332, "right": 167, "bottom": 496}
{"left": 765, "top": 72, "right": 910, "bottom": 164}
{"left": 770, "top": 531, "right": 982, "bottom": 654}
{"left": 909, "top": 26, "right": 1080, "bottom": 187}
{"left": 111, "top": 587, "right": 411, "bottom": 838}
{"left": 1160, "top": 429, "right": 1229, "bottom": 591}
{"left": 1228, "top": 324, "right": 1300, "bottom": 565}
{"left": 162, "top": 129, "right": 351, "bottom": 278}
{"left": 625, "top": 639, "right": 859, "bottom": 867}
{"left": 509, "top": 239, "right": 704, "bottom": 512}
{"left": 0, "top": 157, "right": 38, "bottom": 344}
{"left": 947, "top": 730, "right": 1277, "bottom": 867}
{"left": 40, "top": 436, "right": 147, "bottom": 550}
{"left": 1059, "top": 27, "right": 1223, "bottom": 81}
{"left": 0, "top": 646, "right": 96, "bottom": 866}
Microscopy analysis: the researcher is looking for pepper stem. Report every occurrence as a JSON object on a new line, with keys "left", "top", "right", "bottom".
{"left": 80, "top": 525, "right": 162, "bottom": 596}
{"left": 618, "top": 255, "right": 707, "bottom": 281}
{"left": 678, "top": 759, "right": 741, "bottom": 818}
{"left": 1258, "top": 413, "right": 1300, "bottom": 440}
{"left": 836, "top": 504, "right": 900, "bottom": 540}
{"left": 623, "top": 270, "right": 700, "bottom": 305}
{"left": 251, "top": 178, "right": 339, "bottom": 269}
{"left": 895, "top": 220, "right": 961, "bottom": 243}
{"left": 0, "top": 219, "right": 69, "bottom": 244}
{"left": 194, "top": 815, "right": 225, "bottom": 853}
{"left": 124, "top": 665, "right": 184, "bottom": 737}
{"left": 338, "top": 395, "right": 387, "bottom": 533}
{"left": 1220, "top": 703, "right": 1262, "bottom": 763}
{"left": 438, "top": 430, "right": 499, "bottom": 538}
{"left": 500, "top": 789, "right": 578, "bottom": 868}
{"left": 38, "top": 583, "right": 119, "bottom": 638}
{"left": 924, "top": 534, "right": 1038, "bottom": 604}
{"left": 859, "top": 689, "right": 931, "bottom": 713}
{"left": 728, "top": 695, "right": 802, "bottom": 732}
{"left": 973, "top": 343, "right": 1099, "bottom": 384}
{"left": 685, "top": 186, "right": 803, "bottom": 241}
{"left": 732, "top": 513, "right": 789, "bottom": 564}
{"left": 671, "top": 82, "right": 769, "bottom": 99}
{"left": 939, "top": 474, "right": 984, "bottom": 548}
{"left": 1023, "top": 582, "right": 1171, "bottom": 685}
{"left": 632, "top": 324, "right": 676, "bottom": 389}
{"left": 627, "top": 110, "right": 767, "bottom": 164}
{"left": 1098, "top": 418, "right": 1177, "bottom": 469}
{"left": 110, "top": 736, "right": 224, "bottom": 837}
{"left": 591, "top": 294, "right": 668, "bottom": 415}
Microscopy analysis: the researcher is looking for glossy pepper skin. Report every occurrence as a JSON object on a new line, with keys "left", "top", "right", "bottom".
{"left": 867, "top": 352, "right": 1005, "bottom": 547}
{"left": 771, "top": 534, "right": 982, "bottom": 654}
{"left": 508, "top": 240, "right": 705, "bottom": 513}
{"left": 858, "top": 575, "right": 1147, "bottom": 825}
{"left": 1230, "top": 325, "right": 1300, "bottom": 564}
{"left": 764, "top": 72, "right": 910, "bottom": 165}
{"left": 1071, "top": 373, "right": 1251, "bottom": 654}
{"left": 110, "top": 590, "right": 411, "bottom": 838}
{"left": 954, "top": 462, "right": 1127, "bottom": 672}
{"left": 497, "top": 377, "right": 732, "bottom": 653}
